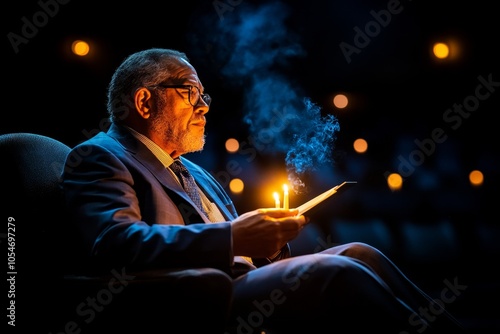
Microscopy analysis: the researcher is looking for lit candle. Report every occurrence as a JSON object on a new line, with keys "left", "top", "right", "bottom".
{"left": 273, "top": 192, "right": 280, "bottom": 208}
{"left": 283, "top": 184, "right": 289, "bottom": 209}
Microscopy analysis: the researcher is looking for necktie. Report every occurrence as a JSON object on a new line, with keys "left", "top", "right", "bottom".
{"left": 171, "top": 159, "right": 253, "bottom": 266}
{"left": 170, "top": 159, "right": 207, "bottom": 216}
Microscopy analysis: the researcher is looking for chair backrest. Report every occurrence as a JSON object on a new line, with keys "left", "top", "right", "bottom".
{"left": 0, "top": 132, "right": 71, "bottom": 274}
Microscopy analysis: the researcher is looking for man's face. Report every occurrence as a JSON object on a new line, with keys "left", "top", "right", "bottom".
{"left": 150, "top": 60, "right": 210, "bottom": 158}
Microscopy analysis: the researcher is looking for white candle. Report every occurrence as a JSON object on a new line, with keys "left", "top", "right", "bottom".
{"left": 273, "top": 192, "right": 280, "bottom": 208}
{"left": 283, "top": 184, "right": 289, "bottom": 209}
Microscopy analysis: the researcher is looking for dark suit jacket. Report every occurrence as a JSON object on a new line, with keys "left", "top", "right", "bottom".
{"left": 61, "top": 123, "right": 286, "bottom": 276}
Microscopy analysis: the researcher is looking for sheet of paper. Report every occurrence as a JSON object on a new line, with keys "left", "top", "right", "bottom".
{"left": 295, "top": 181, "right": 357, "bottom": 215}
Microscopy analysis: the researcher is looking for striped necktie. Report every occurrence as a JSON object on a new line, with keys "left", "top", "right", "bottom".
{"left": 170, "top": 159, "right": 207, "bottom": 217}
{"left": 171, "top": 159, "right": 253, "bottom": 266}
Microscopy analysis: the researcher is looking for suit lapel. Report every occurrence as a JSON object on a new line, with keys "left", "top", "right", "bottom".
{"left": 107, "top": 124, "right": 211, "bottom": 223}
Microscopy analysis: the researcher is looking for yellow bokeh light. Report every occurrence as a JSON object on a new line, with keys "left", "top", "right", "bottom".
{"left": 71, "top": 40, "right": 90, "bottom": 56}
{"left": 225, "top": 138, "right": 239, "bottom": 153}
{"left": 387, "top": 173, "right": 403, "bottom": 191}
{"left": 433, "top": 42, "right": 450, "bottom": 59}
{"left": 333, "top": 94, "right": 348, "bottom": 109}
{"left": 353, "top": 138, "right": 368, "bottom": 153}
{"left": 229, "top": 178, "right": 244, "bottom": 194}
{"left": 469, "top": 170, "right": 483, "bottom": 187}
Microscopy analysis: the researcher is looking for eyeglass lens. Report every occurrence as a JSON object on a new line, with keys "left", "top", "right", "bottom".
{"left": 190, "top": 86, "right": 211, "bottom": 106}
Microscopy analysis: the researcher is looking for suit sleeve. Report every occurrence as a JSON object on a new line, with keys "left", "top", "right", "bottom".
{"left": 61, "top": 142, "right": 234, "bottom": 273}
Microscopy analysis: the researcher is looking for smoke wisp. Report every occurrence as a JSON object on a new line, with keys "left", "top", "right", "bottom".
{"left": 189, "top": 0, "right": 340, "bottom": 193}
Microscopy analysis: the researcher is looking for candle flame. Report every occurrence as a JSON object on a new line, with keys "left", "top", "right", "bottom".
{"left": 273, "top": 191, "right": 280, "bottom": 208}
{"left": 283, "top": 184, "right": 289, "bottom": 209}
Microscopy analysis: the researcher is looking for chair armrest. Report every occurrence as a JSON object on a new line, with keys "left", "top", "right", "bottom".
{"left": 49, "top": 267, "right": 233, "bottom": 333}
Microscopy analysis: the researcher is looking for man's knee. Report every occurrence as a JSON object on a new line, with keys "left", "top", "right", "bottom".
{"left": 321, "top": 241, "right": 380, "bottom": 257}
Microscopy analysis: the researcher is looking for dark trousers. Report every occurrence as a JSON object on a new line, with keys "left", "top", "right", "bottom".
{"left": 228, "top": 242, "right": 465, "bottom": 334}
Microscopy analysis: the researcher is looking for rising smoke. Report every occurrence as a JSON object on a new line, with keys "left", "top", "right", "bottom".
{"left": 187, "top": 0, "right": 340, "bottom": 193}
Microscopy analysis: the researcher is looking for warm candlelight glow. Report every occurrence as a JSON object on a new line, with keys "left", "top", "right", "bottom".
{"left": 273, "top": 192, "right": 280, "bottom": 208}
{"left": 283, "top": 184, "right": 289, "bottom": 209}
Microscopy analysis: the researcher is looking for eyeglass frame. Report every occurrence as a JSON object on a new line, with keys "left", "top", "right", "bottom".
{"left": 150, "top": 84, "right": 211, "bottom": 107}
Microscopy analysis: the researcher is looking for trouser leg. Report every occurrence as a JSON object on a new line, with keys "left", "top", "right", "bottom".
{"left": 319, "top": 242, "right": 466, "bottom": 332}
{"left": 229, "top": 253, "right": 436, "bottom": 334}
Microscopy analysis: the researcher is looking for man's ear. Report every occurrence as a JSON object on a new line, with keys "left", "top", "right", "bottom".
{"left": 134, "top": 87, "right": 153, "bottom": 119}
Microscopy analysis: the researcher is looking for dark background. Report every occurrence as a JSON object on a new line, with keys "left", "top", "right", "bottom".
{"left": 4, "top": 0, "right": 498, "bottom": 222}
{"left": 4, "top": 0, "right": 500, "bottom": 331}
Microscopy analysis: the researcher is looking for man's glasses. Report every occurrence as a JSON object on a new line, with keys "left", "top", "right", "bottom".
{"left": 152, "top": 84, "right": 211, "bottom": 107}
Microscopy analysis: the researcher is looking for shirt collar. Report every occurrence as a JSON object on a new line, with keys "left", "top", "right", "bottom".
{"left": 124, "top": 126, "right": 175, "bottom": 168}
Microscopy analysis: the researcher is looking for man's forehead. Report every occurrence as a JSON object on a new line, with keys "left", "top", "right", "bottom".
{"left": 170, "top": 60, "right": 202, "bottom": 86}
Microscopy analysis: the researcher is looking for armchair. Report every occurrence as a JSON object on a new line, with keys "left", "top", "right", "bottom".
{"left": 1, "top": 132, "right": 233, "bottom": 333}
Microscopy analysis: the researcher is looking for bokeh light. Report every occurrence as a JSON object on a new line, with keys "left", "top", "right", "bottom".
{"left": 469, "top": 169, "right": 484, "bottom": 187}
{"left": 225, "top": 138, "right": 239, "bottom": 153}
{"left": 353, "top": 138, "right": 368, "bottom": 153}
{"left": 229, "top": 178, "right": 244, "bottom": 194}
{"left": 71, "top": 40, "right": 90, "bottom": 56}
{"left": 333, "top": 94, "right": 348, "bottom": 109}
{"left": 387, "top": 173, "right": 403, "bottom": 191}
{"left": 432, "top": 42, "right": 449, "bottom": 59}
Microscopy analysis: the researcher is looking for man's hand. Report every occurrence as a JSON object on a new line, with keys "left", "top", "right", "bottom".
{"left": 231, "top": 208, "right": 309, "bottom": 258}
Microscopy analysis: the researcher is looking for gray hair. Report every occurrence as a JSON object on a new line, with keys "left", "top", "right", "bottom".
{"left": 106, "top": 48, "right": 189, "bottom": 123}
